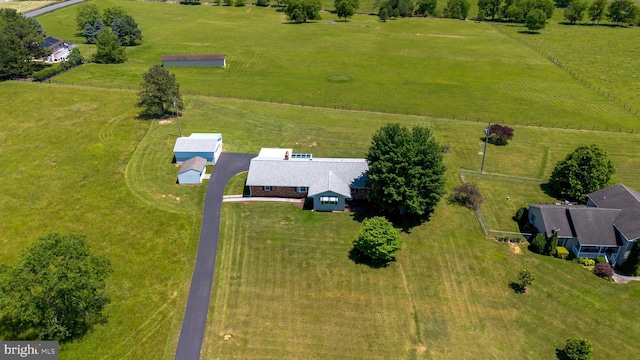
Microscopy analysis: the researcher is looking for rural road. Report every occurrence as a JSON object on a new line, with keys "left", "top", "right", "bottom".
{"left": 174, "top": 152, "right": 255, "bottom": 360}
{"left": 23, "top": 0, "right": 85, "bottom": 18}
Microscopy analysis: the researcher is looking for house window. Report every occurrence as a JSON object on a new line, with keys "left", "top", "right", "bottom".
{"left": 263, "top": 186, "right": 272, "bottom": 192}
{"left": 296, "top": 187, "right": 308, "bottom": 193}
{"left": 320, "top": 196, "right": 339, "bottom": 205}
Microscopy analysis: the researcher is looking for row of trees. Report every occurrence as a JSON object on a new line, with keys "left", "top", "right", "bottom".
{"left": 563, "top": 0, "right": 639, "bottom": 25}
{"left": 78, "top": 4, "right": 142, "bottom": 46}
{"left": 0, "top": 9, "right": 48, "bottom": 81}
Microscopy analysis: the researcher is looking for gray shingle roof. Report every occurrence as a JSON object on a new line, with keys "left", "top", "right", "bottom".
{"left": 178, "top": 156, "right": 207, "bottom": 174}
{"left": 588, "top": 184, "right": 640, "bottom": 210}
{"left": 173, "top": 137, "right": 218, "bottom": 153}
{"left": 568, "top": 208, "right": 622, "bottom": 246}
{"left": 528, "top": 204, "right": 578, "bottom": 238}
{"left": 246, "top": 158, "right": 368, "bottom": 194}
{"left": 308, "top": 171, "right": 351, "bottom": 198}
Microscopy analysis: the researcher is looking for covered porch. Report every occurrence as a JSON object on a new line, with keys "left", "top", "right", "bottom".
{"left": 570, "top": 244, "right": 618, "bottom": 263}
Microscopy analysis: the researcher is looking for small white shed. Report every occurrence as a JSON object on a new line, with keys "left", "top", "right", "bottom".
{"left": 178, "top": 156, "right": 207, "bottom": 185}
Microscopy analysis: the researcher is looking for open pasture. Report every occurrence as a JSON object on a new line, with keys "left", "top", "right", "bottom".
{"left": 38, "top": 1, "right": 640, "bottom": 130}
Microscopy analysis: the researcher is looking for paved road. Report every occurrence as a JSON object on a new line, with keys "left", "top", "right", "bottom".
{"left": 175, "top": 153, "right": 255, "bottom": 360}
{"left": 24, "top": 0, "right": 85, "bottom": 18}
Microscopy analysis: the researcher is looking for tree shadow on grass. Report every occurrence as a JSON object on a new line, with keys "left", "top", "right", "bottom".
{"left": 509, "top": 281, "right": 525, "bottom": 294}
{"left": 539, "top": 182, "right": 558, "bottom": 199}
{"left": 348, "top": 248, "right": 390, "bottom": 269}
{"left": 555, "top": 349, "right": 570, "bottom": 360}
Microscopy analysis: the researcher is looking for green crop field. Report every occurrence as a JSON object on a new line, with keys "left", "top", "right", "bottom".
{"left": 0, "top": 1, "right": 59, "bottom": 13}
{"left": 38, "top": 1, "right": 640, "bottom": 130}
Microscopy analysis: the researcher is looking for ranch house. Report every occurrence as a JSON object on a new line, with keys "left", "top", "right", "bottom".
{"left": 528, "top": 184, "right": 640, "bottom": 265}
{"left": 173, "top": 133, "right": 223, "bottom": 164}
{"left": 161, "top": 54, "right": 226, "bottom": 68}
{"left": 245, "top": 148, "right": 369, "bottom": 212}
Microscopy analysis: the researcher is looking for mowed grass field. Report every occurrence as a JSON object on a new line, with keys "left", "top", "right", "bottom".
{"left": 0, "top": 1, "right": 59, "bottom": 13}
{"left": 38, "top": 1, "right": 640, "bottom": 130}
{"left": 126, "top": 94, "right": 640, "bottom": 358}
{"left": 0, "top": 82, "right": 205, "bottom": 359}
{"left": 3, "top": 77, "right": 640, "bottom": 358}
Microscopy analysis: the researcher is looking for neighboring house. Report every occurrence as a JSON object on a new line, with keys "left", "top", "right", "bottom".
{"left": 41, "top": 36, "right": 73, "bottom": 63}
{"left": 177, "top": 156, "right": 207, "bottom": 185}
{"left": 173, "top": 133, "right": 223, "bottom": 164}
{"left": 245, "top": 148, "right": 369, "bottom": 212}
{"left": 528, "top": 184, "right": 640, "bottom": 265}
{"left": 161, "top": 55, "right": 226, "bottom": 68}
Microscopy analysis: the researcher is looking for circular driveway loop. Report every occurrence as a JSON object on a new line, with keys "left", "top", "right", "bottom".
{"left": 175, "top": 153, "right": 255, "bottom": 360}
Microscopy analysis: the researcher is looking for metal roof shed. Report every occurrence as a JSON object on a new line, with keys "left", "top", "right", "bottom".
{"left": 173, "top": 136, "right": 220, "bottom": 164}
{"left": 162, "top": 54, "right": 226, "bottom": 68}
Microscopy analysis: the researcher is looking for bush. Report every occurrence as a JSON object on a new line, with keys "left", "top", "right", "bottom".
{"left": 448, "top": 183, "right": 483, "bottom": 208}
{"left": 594, "top": 262, "right": 614, "bottom": 278}
{"left": 578, "top": 257, "right": 595, "bottom": 266}
{"left": 563, "top": 338, "right": 593, "bottom": 360}
{"left": 32, "top": 61, "right": 74, "bottom": 82}
{"left": 620, "top": 242, "right": 640, "bottom": 276}
{"left": 555, "top": 246, "right": 569, "bottom": 259}
{"left": 353, "top": 217, "right": 402, "bottom": 263}
{"left": 596, "top": 256, "right": 606, "bottom": 264}
{"left": 256, "top": 0, "right": 269, "bottom": 5}
{"left": 513, "top": 207, "right": 527, "bottom": 223}
{"left": 529, "top": 233, "right": 546, "bottom": 254}
{"left": 487, "top": 124, "right": 514, "bottom": 145}
{"left": 235, "top": 0, "right": 246, "bottom": 6}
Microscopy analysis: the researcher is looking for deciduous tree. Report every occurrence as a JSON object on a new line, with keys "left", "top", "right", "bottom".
{"left": 335, "top": 0, "right": 356, "bottom": 20}
{"left": 416, "top": 0, "right": 438, "bottom": 15}
{"left": 477, "top": 0, "right": 502, "bottom": 19}
{"left": 0, "top": 233, "right": 112, "bottom": 341}
{"left": 607, "top": 0, "right": 639, "bottom": 24}
{"left": 0, "top": 9, "right": 48, "bottom": 80}
{"left": 563, "top": 338, "right": 593, "bottom": 360}
{"left": 137, "top": 65, "right": 184, "bottom": 118}
{"left": 448, "top": 183, "right": 483, "bottom": 208}
{"left": 93, "top": 29, "right": 127, "bottom": 64}
{"left": 102, "top": 6, "right": 127, "bottom": 26}
{"left": 353, "top": 217, "right": 402, "bottom": 263}
{"left": 113, "top": 15, "right": 143, "bottom": 46}
{"left": 76, "top": 3, "right": 101, "bottom": 30}
{"left": 366, "top": 123, "right": 446, "bottom": 219}
{"left": 285, "top": 0, "right": 322, "bottom": 22}
{"left": 487, "top": 124, "right": 514, "bottom": 145}
{"left": 548, "top": 144, "right": 615, "bottom": 202}
{"left": 443, "top": 0, "right": 471, "bottom": 19}
{"left": 518, "top": 268, "right": 535, "bottom": 293}
{"left": 525, "top": 8, "right": 547, "bottom": 32}
{"left": 588, "top": 0, "right": 607, "bottom": 23}
{"left": 564, "top": 0, "right": 588, "bottom": 23}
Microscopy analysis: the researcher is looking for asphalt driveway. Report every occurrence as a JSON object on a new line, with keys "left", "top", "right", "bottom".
{"left": 175, "top": 152, "right": 255, "bottom": 360}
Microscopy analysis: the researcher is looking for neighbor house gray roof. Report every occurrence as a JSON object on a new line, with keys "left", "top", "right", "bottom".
{"left": 162, "top": 54, "right": 225, "bottom": 61}
{"left": 173, "top": 137, "right": 218, "bottom": 153}
{"left": 588, "top": 184, "right": 640, "bottom": 240}
{"left": 246, "top": 157, "right": 368, "bottom": 195}
{"left": 528, "top": 204, "right": 579, "bottom": 238}
{"left": 568, "top": 208, "right": 622, "bottom": 246}
{"left": 178, "top": 156, "right": 207, "bottom": 175}
{"left": 588, "top": 184, "right": 640, "bottom": 210}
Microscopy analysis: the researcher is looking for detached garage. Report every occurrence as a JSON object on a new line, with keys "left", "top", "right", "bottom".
{"left": 161, "top": 54, "right": 226, "bottom": 68}
{"left": 178, "top": 156, "right": 207, "bottom": 185}
{"left": 173, "top": 133, "right": 223, "bottom": 164}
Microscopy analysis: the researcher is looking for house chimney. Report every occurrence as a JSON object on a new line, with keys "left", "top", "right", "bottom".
{"left": 284, "top": 151, "right": 289, "bottom": 160}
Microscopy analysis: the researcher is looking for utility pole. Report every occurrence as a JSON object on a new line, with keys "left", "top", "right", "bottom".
{"left": 480, "top": 121, "right": 491, "bottom": 173}
{"left": 174, "top": 97, "right": 181, "bottom": 137}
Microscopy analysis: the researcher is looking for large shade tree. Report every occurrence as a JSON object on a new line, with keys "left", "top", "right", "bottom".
{"left": 366, "top": 123, "right": 446, "bottom": 219}
{"left": 137, "top": 65, "right": 184, "bottom": 118}
{"left": 548, "top": 144, "right": 615, "bottom": 201}
{"left": 0, "top": 9, "right": 48, "bottom": 81}
{"left": 284, "top": 0, "right": 322, "bottom": 23}
{"left": 0, "top": 233, "right": 112, "bottom": 341}
{"left": 93, "top": 29, "right": 127, "bottom": 64}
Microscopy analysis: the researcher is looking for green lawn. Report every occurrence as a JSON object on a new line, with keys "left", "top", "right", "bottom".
{"left": 204, "top": 201, "right": 640, "bottom": 358}
{"left": 37, "top": 1, "right": 640, "bottom": 130}
{"left": 0, "top": 1, "right": 59, "bottom": 13}
{"left": 0, "top": 82, "right": 202, "bottom": 359}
